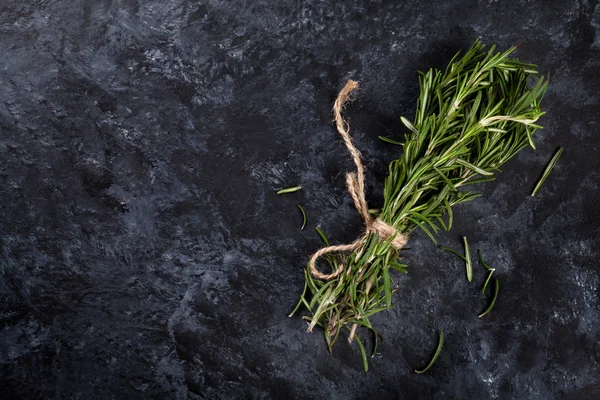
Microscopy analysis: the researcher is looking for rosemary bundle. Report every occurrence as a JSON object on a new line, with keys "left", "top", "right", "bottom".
{"left": 290, "top": 41, "right": 548, "bottom": 368}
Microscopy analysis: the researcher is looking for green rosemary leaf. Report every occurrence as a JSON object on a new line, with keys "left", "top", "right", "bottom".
{"left": 378, "top": 136, "right": 403, "bottom": 145}
{"left": 356, "top": 233, "right": 380, "bottom": 265}
{"left": 315, "top": 227, "right": 330, "bottom": 246}
{"left": 479, "top": 279, "right": 500, "bottom": 317}
{"left": 433, "top": 166, "right": 457, "bottom": 191}
{"left": 531, "top": 147, "right": 563, "bottom": 196}
{"left": 460, "top": 176, "right": 496, "bottom": 186}
{"left": 390, "top": 262, "right": 409, "bottom": 274}
{"left": 354, "top": 334, "right": 369, "bottom": 372}
{"left": 309, "top": 280, "right": 333, "bottom": 310}
{"left": 415, "top": 329, "right": 444, "bottom": 374}
{"left": 477, "top": 249, "right": 495, "bottom": 294}
{"left": 463, "top": 237, "right": 473, "bottom": 282}
{"left": 439, "top": 245, "right": 467, "bottom": 262}
{"left": 289, "top": 279, "right": 309, "bottom": 317}
{"left": 456, "top": 158, "right": 493, "bottom": 176}
{"left": 401, "top": 116, "right": 419, "bottom": 135}
{"left": 383, "top": 267, "right": 392, "bottom": 307}
{"left": 360, "top": 306, "right": 393, "bottom": 319}
{"left": 349, "top": 277, "right": 358, "bottom": 305}
{"left": 309, "top": 286, "right": 335, "bottom": 331}
{"left": 304, "top": 268, "right": 321, "bottom": 296}
{"left": 407, "top": 217, "right": 438, "bottom": 245}
{"left": 482, "top": 270, "right": 495, "bottom": 294}
{"left": 277, "top": 186, "right": 301, "bottom": 194}
{"left": 525, "top": 126, "right": 536, "bottom": 150}
{"left": 409, "top": 212, "right": 439, "bottom": 234}
{"left": 452, "top": 192, "right": 483, "bottom": 205}
{"left": 297, "top": 205, "right": 307, "bottom": 230}
{"left": 435, "top": 215, "right": 448, "bottom": 231}
{"left": 477, "top": 249, "right": 494, "bottom": 271}
{"left": 444, "top": 198, "right": 453, "bottom": 231}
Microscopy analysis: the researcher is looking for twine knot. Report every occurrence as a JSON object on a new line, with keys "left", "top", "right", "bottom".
{"left": 309, "top": 80, "right": 408, "bottom": 281}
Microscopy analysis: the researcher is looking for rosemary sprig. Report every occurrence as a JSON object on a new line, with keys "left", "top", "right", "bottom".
{"left": 291, "top": 40, "right": 548, "bottom": 368}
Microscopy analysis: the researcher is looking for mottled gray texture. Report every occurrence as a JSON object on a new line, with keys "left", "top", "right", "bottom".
{"left": 1, "top": 0, "right": 599, "bottom": 399}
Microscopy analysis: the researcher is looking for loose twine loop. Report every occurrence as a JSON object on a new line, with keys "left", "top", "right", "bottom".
{"left": 309, "top": 80, "right": 408, "bottom": 280}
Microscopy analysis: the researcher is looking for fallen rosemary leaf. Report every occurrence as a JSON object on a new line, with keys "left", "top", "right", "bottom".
{"left": 463, "top": 237, "right": 473, "bottom": 282}
{"left": 477, "top": 249, "right": 496, "bottom": 294}
{"left": 293, "top": 40, "right": 549, "bottom": 370}
{"left": 439, "top": 245, "right": 467, "bottom": 262}
{"left": 297, "top": 205, "right": 307, "bottom": 230}
{"left": 277, "top": 186, "right": 301, "bottom": 194}
{"left": 315, "top": 227, "right": 329, "bottom": 246}
{"left": 479, "top": 279, "right": 500, "bottom": 317}
{"left": 531, "top": 147, "right": 563, "bottom": 196}
{"left": 415, "top": 329, "right": 444, "bottom": 374}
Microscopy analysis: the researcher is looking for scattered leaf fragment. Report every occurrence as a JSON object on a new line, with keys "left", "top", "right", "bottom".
{"left": 463, "top": 237, "right": 473, "bottom": 282}
{"left": 479, "top": 279, "right": 500, "bottom": 318}
{"left": 415, "top": 329, "right": 444, "bottom": 374}
{"left": 297, "top": 205, "right": 307, "bottom": 230}
{"left": 277, "top": 186, "right": 301, "bottom": 194}
{"left": 531, "top": 147, "right": 563, "bottom": 196}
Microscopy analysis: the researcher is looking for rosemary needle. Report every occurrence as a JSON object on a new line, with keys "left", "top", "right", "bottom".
{"left": 298, "top": 205, "right": 307, "bottom": 230}
{"left": 277, "top": 186, "right": 301, "bottom": 194}
{"left": 415, "top": 329, "right": 444, "bottom": 374}
{"left": 477, "top": 249, "right": 495, "bottom": 294}
{"left": 354, "top": 334, "right": 369, "bottom": 372}
{"left": 378, "top": 136, "right": 403, "bottom": 145}
{"left": 315, "top": 227, "right": 330, "bottom": 246}
{"left": 463, "top": 237, "right": 473, "bottom": 282}
{"left": 479, "top": 279, "right": 500, "bottom": 317}
{"left": 531, "top": 147, "right": 563, "bottom": 196}
{"left": 439, "top": 245, "right": 467, "bottom": 261}
{"left": 481, "top": 268, "right": 495, "bottom": 295}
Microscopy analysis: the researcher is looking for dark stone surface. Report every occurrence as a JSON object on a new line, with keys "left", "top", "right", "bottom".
{"left": 1, "top": 1, "right": 599, "bottom": 398}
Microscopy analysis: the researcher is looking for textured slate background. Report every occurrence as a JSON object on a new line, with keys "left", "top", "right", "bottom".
{"left": 1, "top": 1, "right": 599, "bottom": 399}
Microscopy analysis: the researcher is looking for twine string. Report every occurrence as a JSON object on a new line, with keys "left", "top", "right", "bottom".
{"left": 309, "top": 80, "right": 408, "bottom": 280}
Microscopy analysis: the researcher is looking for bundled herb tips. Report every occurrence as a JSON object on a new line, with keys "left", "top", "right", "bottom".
{"left": 290, "top": 40, "right": 548, "bottom": 370}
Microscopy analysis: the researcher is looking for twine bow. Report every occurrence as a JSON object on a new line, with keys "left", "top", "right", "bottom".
{"left": 309, "top": 80, "right": 408, "bottom": 280}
